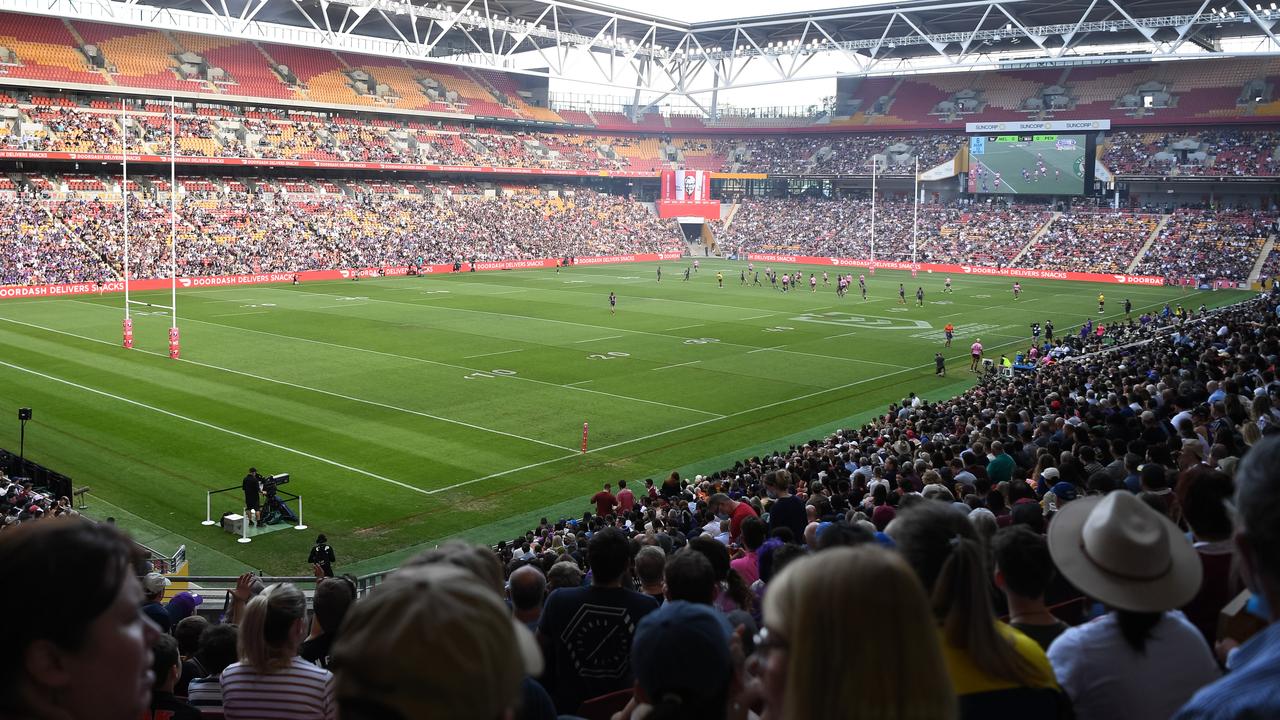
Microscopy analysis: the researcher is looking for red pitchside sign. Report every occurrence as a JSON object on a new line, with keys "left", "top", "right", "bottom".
{"left": 745, "top": 254, "right": 1170, "bottom": 286}
{"left": 0, "top": 252, "right": 684, "bottom": 301}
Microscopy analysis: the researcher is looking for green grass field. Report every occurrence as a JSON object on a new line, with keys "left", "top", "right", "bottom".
{"left": 0, "top": 260, "right": 1252, "bottom": 575}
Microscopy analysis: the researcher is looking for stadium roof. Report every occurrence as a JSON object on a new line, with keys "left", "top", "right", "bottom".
{"left": 10, "top": 0, "right": 1280, "bottom": 99}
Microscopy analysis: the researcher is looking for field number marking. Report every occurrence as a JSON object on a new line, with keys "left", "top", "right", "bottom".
{"left": 763, "top": 326, "right": 793, "bottom": 333}
{"left": 241, "top": 303, "right": 277, "bottom": 308}
{"left": 683, "top": 337, "right": 720, "bottom": 345}
{"left": 464, "top": 369, "right": 518, "bottom": 380}
{"left": 588, "top": 352, "right": 630, "bottom": 360}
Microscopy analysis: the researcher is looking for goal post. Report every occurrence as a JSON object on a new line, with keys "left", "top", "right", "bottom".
{"left": 120, "top": 97, "right": 181, "bottom": 357}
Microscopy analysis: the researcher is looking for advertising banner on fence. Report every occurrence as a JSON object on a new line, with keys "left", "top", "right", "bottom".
{"left": 0, "top": 252, "right": 685, "bottom": 301}
{"left": 745, "top": 254, "right": 1168, "bottom": 286}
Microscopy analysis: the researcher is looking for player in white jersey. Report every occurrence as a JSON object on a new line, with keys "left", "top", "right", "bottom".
{"left": 944, "top": 276, "right": 953, "bottom": 293}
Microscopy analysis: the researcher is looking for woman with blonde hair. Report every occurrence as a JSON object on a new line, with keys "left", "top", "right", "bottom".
{"left": 221, "top": 583, "right": 335, "bottom": 719}
{"left": 889, "top": 501, "right": 1066, "bottom": 719}
{"left": 757, "top": 545, "right": 955, "bottom": 720}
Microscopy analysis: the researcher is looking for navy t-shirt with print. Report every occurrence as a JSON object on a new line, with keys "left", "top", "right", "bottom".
{"left": 537, "top": 585, "right": 659, "bottom": 714}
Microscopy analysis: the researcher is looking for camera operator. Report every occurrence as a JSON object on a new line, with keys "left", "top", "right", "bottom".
{"left": 241, "top": 468, "right": 263, "bottom": 528}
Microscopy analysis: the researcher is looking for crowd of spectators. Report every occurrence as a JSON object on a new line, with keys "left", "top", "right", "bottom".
{"left": 0, "top": 189, "right": 683, "bottom": 284}
{"left": 0, "top": 98, "right": 977, "bottom": 175}
{"left": 719, "top": 197, "right": 1063, "bottom": 268}
{"left": 732, "top": 133, "right": 963, "bottom": 175}
{"left": 5, "top": 288, "right": 1280, "bottom": 720}
{"left": 0, "top": 196, "right": 115, "bottom": 284}
{"left": 4, "top": 188, "right": 1277, "bottom": 285}
{"left": 1022, "top": 210, "right": 1161, "bottom": 274}
{"left": 1103, "top": 129, "right": 1280, "bottom": 177}
{"left": 1133, "top": 209, "right": 1276, "bottom": 283}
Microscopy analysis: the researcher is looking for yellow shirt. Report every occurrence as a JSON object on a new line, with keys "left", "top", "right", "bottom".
{"left": 941, "top": 623, "right": 1059, "bottom": 696}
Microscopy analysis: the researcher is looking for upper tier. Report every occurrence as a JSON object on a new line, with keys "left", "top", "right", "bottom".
{"left": 4, "top": 11, "right": 1280, "bottom": 131}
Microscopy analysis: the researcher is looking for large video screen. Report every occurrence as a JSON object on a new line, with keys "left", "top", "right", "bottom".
{"left": 966, "top": 134, "right": 1092, "bottom": 195}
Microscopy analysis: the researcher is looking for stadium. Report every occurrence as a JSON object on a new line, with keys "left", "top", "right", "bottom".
{"left": 2, "top": 0, "right": 1280, "bottom": 717}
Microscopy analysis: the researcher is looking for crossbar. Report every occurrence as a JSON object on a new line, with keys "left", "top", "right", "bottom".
{"left": 126, "top": 300, "right": 175, "bottom": 310}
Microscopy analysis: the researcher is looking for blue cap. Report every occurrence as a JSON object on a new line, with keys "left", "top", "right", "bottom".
{"left": 1050, "top": 482, "right": 1078, "bottom": 502}
{"left": 631, "top": 601, "right": 732, "bottom": 705}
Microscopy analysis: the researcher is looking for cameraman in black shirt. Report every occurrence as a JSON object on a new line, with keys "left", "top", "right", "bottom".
{"left": 241, "top": 468, "right": 263, "bottom": 528}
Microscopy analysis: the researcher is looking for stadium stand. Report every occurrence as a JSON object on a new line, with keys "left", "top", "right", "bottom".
{"left": 1133, "top": 209, "right": 1276, "bottom": 282}
{"left": 1021, "top": 210, "right": 1162, "bottom": 274}
{"left": 8, "top": 8, "right": 1280, "bottom": 720}
{"left": 0, "top": 187, "right": 682, "bottom": 283}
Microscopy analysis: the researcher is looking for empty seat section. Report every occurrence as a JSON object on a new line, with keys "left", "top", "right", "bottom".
{"left": 176, "top": 33, "right": 293, "bottom": 99}
{"left": 72, "top": 22, "right": 190, "bottom": 91}
{"left": 0, "top": 12, "right": 105, "bottom": 85}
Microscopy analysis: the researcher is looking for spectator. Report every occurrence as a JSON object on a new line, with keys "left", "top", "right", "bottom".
{"left": 616, "top": 479, "right": 635, "bottom": 513}
{"left": 731, "top": 516, "right": 767, "bottom": 585}
{"left": 300, "top": 576, "right": 357, "bottom": 670}
{"left": 709, "top": 492, "right": 759, "bottom": 545}
{"left": 634, "top": 545, "right": 667, "bottom": 604}
{"left": 142, "top": 571, "right": 173, "bottom": 633}
{"left": 1177, "top": 466, "right": 1242, "bottom": 645}
{"left": 689, "top": 535, "right": 755, "bottom": 614}
{"left": 664, "top": 548, "right": 717, "bottom": 605}
{"left": 330, "top": 563, "right": 542, "bottom": 719}
{"left": 987, "top": 441, "right": 1015, "bottom": 485}
{"left": 890, "top": 501, "right": 1063, "bottom": 718}
{"left": 173, "top": 614, "right": 210, "bottom": 696}
{"left": 1176, "top": 437, "right": 1280, "bottom": 720}
{"left": 221, "top": 583, "right": 336, "bottom": 720}
{"left": 1046, "top": 491, "right": 1219, "bottom": 720}
{"left": 166, "top": 591, "right": 204, "bottom": 629}
{"left": 991, "top": 526, "right": 1069, "bottom": 651}
{"left": 546, "top": 560, "right": 584, "bottom": 592}
{"left": 0, "top": 518, "right": 161, "bottom": 720}
{"left": 146, "top": 634, "right": 200, "bottom": 720}
{"left": 537, "top": 527, "right": 659, "bottom": 713}
{"left": 187, "top": 623, "right": 239, "bottom": 719}
{"left": 591, "top": 482, "right": 618, "bottom": 517}
{"left": 508, "top": 564, "right": 548, "bottom": 632}
{"left": 764, "top": 470, "right": 807, "bottom": 541}
{"left": 624, "top": 601, "right": 736, "bottom": 720}
{"left": 756, "top": 545, "right": 955, "bottom": 719}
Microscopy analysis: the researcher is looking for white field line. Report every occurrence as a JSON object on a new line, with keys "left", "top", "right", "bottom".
{"left": 463, "top": 348, "right": 525, "bottom": 359}
{"left": 573, "top": 335, "right": 623, "bottom": 343}
{"left": 0, "top": 358, "right": 436, "bottom": 498}
{"left": 0, "top": 316, "right": 575, "bottom": 452}
{"left": 652, "top": 360, "right": 702, "bottom": 371}
{"left": 758, "top": 346, "right": 909, "bottom": 369}
{"left": 661, "top": 323, "right": 705, "bottom": 331}
{"left": 424, "top": 330, "right": 1049, "bottom": 495}
{"left": 65, "top": 300, "right": 723, "bottom": 419}
{"left": 426, "top": 293, "right": 1212, "bottom": 496}
{"left": 209, "top": 310, "right": 269, "bottom": 317}
{"left": 256, "top": 284, "right": 985, "bottom": 371}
